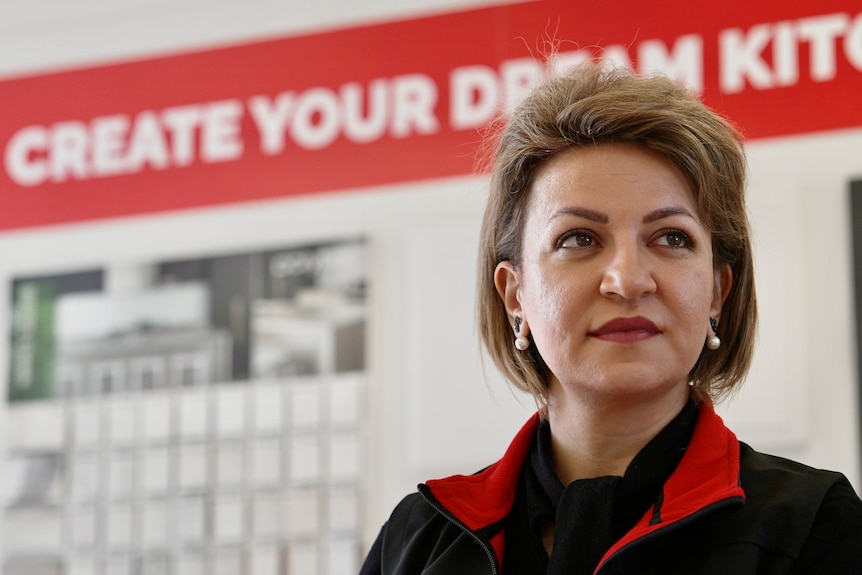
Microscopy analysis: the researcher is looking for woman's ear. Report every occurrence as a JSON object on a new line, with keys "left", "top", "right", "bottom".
{"left": 494, "top": 261, "right": 522, "bottom": 319}
{"left": 711, "top": 264, "right": 733, "bottom": 319}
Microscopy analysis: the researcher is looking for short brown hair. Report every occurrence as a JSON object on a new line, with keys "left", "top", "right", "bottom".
{"left": 477, "top": 62, "right": 756, "bottom": 405}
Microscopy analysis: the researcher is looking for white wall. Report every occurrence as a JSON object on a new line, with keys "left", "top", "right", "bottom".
{"left": 738, "top": 131, "right": 862, "bottom": 477}
{"left": 0, "top": 0, "right": 859, "bottom": 558}
{"left": 0, "top": 0, "right": 511, "bottom": 78}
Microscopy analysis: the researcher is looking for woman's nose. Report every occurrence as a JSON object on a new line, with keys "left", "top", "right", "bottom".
{"left": 599, "top": 244, "right": 657, "bottom": 300}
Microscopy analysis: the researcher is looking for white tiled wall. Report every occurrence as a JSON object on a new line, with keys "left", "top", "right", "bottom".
{"left": 3, "top": 374, "right": 366, "bottom": 575}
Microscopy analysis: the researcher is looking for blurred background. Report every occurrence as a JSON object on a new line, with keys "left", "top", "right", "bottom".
{"left": 0, "top": 0, "right": 861, "bottom": 574}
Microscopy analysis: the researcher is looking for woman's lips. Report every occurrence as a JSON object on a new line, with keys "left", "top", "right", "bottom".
{"left": 589, "top": 316, "right": 660, "bottom": 343}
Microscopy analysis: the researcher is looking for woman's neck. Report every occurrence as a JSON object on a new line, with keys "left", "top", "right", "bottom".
{"left": 545, "top": 384, "right": 690, "bottom": 485}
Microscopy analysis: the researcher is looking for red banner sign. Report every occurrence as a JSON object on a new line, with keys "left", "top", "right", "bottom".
{"left": 2, "top": 0, "right": 861, "bottom": 231}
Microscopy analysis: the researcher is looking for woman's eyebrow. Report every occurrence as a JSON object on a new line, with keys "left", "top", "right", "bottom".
{"left": 643, "top": 206, "right": 695, "bottom": 223}
{"left": 551, "top": 207, "right": 608, "bottom": 223}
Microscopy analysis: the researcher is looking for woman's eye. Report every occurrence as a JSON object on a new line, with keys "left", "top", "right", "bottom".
{"left": 559, "top": 231, "right": 596, "bottom": 248}
{"left": 657, "top": 230, "right": 691, "bottom": 249}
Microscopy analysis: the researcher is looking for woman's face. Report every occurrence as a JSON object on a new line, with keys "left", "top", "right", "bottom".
{"left": 495, "top": 143, "right": 731, "bottom": 404}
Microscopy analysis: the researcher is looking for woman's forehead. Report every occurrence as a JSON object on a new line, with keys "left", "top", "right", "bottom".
{"left": 525, "top": 144, "right": 698, "bottom": 224}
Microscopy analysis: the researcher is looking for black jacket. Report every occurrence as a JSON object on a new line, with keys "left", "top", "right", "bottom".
{"left": 361, "top": 404, "right": 862, "bottom": 574}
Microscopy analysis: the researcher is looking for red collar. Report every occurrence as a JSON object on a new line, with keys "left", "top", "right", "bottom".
{"left": 425, "top": 412, "right": 540, "bottom": 532}
{"left": 424, "top": 403, "right": 745, "bottom": 568}
{"left": 597, "top": 402, "right": 745, "bottom": 569}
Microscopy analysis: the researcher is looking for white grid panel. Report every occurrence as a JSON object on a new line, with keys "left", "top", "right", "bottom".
{"left": 2, "top": 373, "right": 366, "bottom": 575}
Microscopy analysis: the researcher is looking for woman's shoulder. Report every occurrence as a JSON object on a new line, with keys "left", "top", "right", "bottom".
{"left": 735, "top": 441, "right": 862, "bottom": 572}
{"left": 367, "top": 488, "right": 501, "bottom": 575}
{"left": 389, "top": 490, "right": 437, "bottom": 522}
{"left": 737, "top": 441, "right": 860, "bottom": 511}
{"left": 738, "top": 442, "right": 857, "bottom": 495}
{"left": 383, "top": 488, "right": 461, "bottom": 538}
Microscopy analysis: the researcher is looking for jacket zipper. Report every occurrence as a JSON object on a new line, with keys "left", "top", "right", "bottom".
{"left": 419, "top": 487, "right": 500, "bottom": 575}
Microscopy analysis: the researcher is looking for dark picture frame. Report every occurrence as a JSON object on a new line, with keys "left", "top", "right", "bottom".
{"left": 849, "top": 179, "right": 862, "bottom": 478}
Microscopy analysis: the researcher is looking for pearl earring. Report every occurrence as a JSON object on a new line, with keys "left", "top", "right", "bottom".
{"left": 707, "top": 317, "right": 721, "bottom": 350}
{"left": 514, "top": 316, "right": 530, "bottom": 351}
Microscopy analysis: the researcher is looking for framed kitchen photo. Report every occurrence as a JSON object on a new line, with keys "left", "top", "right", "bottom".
{"left": 4, "top": 237, "right": 369, "bottom": 575}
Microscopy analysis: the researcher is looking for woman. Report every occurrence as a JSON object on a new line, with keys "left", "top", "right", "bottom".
{"left": 360, "top": 62, "right": 862, "bottom": 574}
